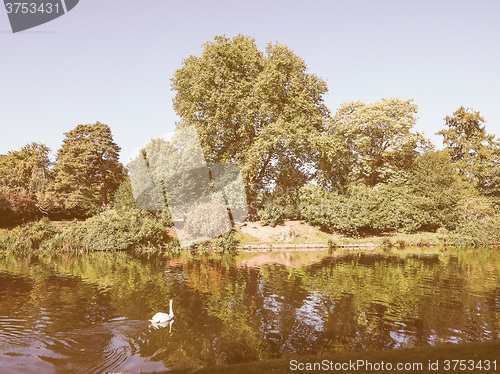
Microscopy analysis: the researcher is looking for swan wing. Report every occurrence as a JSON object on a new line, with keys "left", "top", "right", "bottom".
{"left": 150, "top": 312, "right": 170, "bottom": 323}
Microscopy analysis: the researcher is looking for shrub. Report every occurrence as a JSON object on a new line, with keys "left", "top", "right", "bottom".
{"left": 0, "top": 187, "right": 38, "bottom": 226}
{"left": 190, "top": 230, "right": 238, "bottom": 254}
{"left": 436, "top": 227, "right": 450, "bottom": 243}
{"left": 184, "top": 202, "right": 232, "bottom": 238}
{"left": 51, "top": 209, "right": 171, "bottom": 251}
{"left": 0, "top": 219, "right": 61, "bottom": 251}
{"left": 453, "top": 197, "right": 500, "bottom": 246}
{"left": 258, "top": 202, "right": 286, "bottom": 227}
{"left": 298, "top": 184, "right": 433, "bottom": 236}
{"left": 455, "top": 215, "right": 500, "bottom": 246}
{"left": 111, "top": 177, "right": 137, "bottom": 211}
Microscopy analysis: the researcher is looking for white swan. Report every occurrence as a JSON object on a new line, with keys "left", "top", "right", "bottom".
{"left": 150, "top": 299, "right": 174, "bottom": 323}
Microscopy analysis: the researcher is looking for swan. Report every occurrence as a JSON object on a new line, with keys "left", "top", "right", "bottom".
{"left": 150, "top": 299, "right": 174, "bottom": 323}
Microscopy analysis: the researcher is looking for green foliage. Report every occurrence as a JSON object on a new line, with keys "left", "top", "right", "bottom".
{"left": 298, "top": 183, "right": 435, "bottom": 236}
{"left": 436, "top": 227, "right": 450, "bottom": 243}
{"left": 190, "top": 230, "right": 238, "bottom": 254}
{"left": 0, "top": 187, "right": 38, "bottom": 226}
{"left": 0, "top": 142, "right": 51, "bottom": 196}
{"left": 453, "top": 217, "right": 500, "bottom": 246}
{"left": 301, "top": 147, "right": 486, "bottom": 237}
{"left": 0, "top": 219, "right": 61, "bottom": 251}
{"left": 52, "top": 122, "right": 124, "bottom": 216}
{"left": 0, "top": 142, "right": 57, "bottom": 216}
{"left": 452, "top": 196, "right": 500, "bottom": 246}
{"left": 111, "top": 176, "right": 138, "bottom": 211}
{"left": 256, "top": 186, "right": 301, "bottom": 227}
{"left": 184, "top": 202, "right": 232, "bottom": 239}
{"left": 51, "top": 209, "right": 171, "bottom": 251}
{"left": 172, "top": 34, "right": 329, "bottom": 198}
{"left": 319, "top": 98, "right": 430, "bottom": 189}
{"left": 408, "top": 150, "right": 471, "bottom": 230}
{"left": 437, "top": 107, "right": 500, "bottom": 196}
{"left": 257, "top": 202, "right": 286, "bottom": 227}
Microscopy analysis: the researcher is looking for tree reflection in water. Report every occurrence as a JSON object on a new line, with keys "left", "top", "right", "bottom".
{"left": 0, "top": 248, "right": 498, "bottom": 373}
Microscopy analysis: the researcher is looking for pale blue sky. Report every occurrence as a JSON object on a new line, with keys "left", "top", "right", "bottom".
{"left": 1, "top": 0, "right": 499, "bottom": 162}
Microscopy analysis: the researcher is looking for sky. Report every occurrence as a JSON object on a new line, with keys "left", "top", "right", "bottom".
{"left": 1, "top": 0, "right": 499, "bottom": 163}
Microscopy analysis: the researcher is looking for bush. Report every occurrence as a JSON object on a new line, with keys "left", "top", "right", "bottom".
{"left": 0, "top": 187, "right": 38, "bottom": 226}
{"left": 298, "top": 184, "right": 433, "bottom": 236}
{"left": 454, "top": 215, "right": 500, "bottom": 246}
{"left": 184, "top": 202, "right": 232, "bottom": 238}
{"left": 190, "top": 230, "right": 238, "bottom": 254}
{"left": 452, "top": 197, "right": 500, "bottom": 246}
{"left": 0, "top": 219, "right": 61, "bottom": 251}
{"left": 436, "top": 227, "right": 450, "bottom": 243}
{"left": 111, "top": 177, "right": 137, "bottom": 211}
{"left": 258, "top": 202, "right": 286, "bottom": 227}
{"left": 51, "top": 209, "right": 171, "bottom": 251}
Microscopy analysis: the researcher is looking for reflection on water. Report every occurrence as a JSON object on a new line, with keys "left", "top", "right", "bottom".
{"left": 0, "top": 248, "right": 499, "bottom": 373}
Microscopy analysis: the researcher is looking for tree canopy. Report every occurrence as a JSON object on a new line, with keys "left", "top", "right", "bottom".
{"left": 0, "top": 142, "right": 56, "bottom": 217}
{"left": 172, "top": 34, "right": 330, "bottom": 194}
{"left": 52, "top": 122, "right": 123, "bottom": 215}
{"left": 319, "top": 98, "right": 430, "bottom": 190}
{"left": 1, "top": 35, "right": 499, "bottom": 242}
{"left": 0, "top": 142, "right": 51, "bottom": 197}
{"left": 437, "top": 107, "right": 500, "bottom": 197}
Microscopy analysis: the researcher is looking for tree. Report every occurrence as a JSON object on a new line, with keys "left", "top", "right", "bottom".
{"left": 320, "top": 98, "right": 431, "bottom": 189}
{"left": 171, "top": 34, "right": 330, "bottom": 197}
{"left": 437, "top": 107, "right": 500, "bottom": 197}
{"left": 0, "top": 142, "right": 51, "bottom": 196}
{"left": 0, "top": 142, "right": 57, "bottom": 216}
{"left": 52, "top": 122, "right": 123, "bottom": 215}
{"left": 0, "top": 187, "right": 38, "bottom": 226}
{"left": 408, "top": 149, "right": 474, "bottom": 230}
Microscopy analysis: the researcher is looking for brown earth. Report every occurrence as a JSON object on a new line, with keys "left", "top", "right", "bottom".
{"left": 237, "top": 220, "right": 332, "bottom": 242}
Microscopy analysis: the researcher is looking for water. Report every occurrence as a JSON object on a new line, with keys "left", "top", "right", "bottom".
{"left": 0, "top": 248, "right": 499, "bottom": 373}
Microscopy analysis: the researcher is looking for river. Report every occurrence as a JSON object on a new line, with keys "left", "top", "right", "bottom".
{"left": 0, "top": 247, "right": 498, "bottom": 373}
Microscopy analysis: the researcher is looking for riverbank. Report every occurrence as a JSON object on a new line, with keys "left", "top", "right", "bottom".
{"left": 1, "top": 216, "right": 499, "bottom": 253}
{"left": 235, "top": 220, "right": 499, "bottom": 249}
{"left": 151, "top": 340, "right": 500, "bottom": 374}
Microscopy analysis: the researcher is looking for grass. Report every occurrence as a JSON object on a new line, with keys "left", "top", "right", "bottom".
{"left": 234, "top": 230, "right": 265, "bottom": 245}
{"left": 127, "top": 340, "right": 500, "bottom": 374}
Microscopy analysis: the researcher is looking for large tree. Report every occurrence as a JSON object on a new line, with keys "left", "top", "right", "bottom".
{"left": 53, "top": 122, "right": 123, "bottom": 215}
{"left": 319, "top": 98, "right": 431, "bottom": 189}
{"left": 171, "top": 35, "right": 330, "bottom": 196}
{"left": 437, "top": 107, "right": 500, "bottom": 196}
